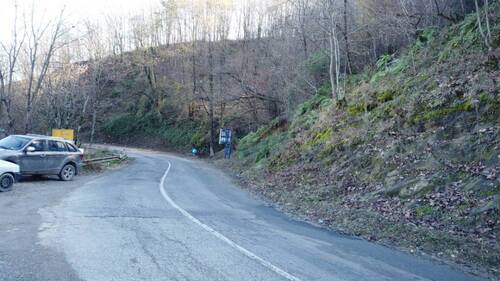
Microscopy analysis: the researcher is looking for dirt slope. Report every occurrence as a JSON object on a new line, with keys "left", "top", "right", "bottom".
{"left": 230, "top": 7, "right": 499, "bottom": 277}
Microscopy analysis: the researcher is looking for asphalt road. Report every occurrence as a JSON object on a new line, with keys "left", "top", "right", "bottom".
{"left": 0, "top": 147, "right": 487, "bottom": 281}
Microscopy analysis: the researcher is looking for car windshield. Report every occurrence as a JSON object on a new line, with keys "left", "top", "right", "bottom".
{"left": 0, "top": 136, "right": 32, "bottom": 150}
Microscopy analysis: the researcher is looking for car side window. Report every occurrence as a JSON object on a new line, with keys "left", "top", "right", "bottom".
{"left": 67, "top": 143, "right": 78, "bottom": 152}
{"left": 30, "top": 140, "right": 46, "bottom": 152}
{"left": 48, "top": 140, "right": 68, "bottom": 152}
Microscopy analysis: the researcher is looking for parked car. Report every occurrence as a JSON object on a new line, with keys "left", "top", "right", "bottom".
{"left": 0, "top": 160, "right": 20, "bottom": 192}
{"left": 0, "top": 135, "right": 84, "bottom": 181}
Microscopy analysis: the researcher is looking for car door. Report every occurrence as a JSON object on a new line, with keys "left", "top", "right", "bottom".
{"left": 65, "top": 142, "right": 82, "bottom": 166}
{"left": 19, "top": 140, "right": 48, "bottom": 174}
{"left": 46, "top": 140, "right": 68, "bottom": 173}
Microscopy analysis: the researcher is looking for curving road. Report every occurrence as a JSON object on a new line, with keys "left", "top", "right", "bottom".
{"left": 0, "top": 147, "right": 486, "bottom": 281}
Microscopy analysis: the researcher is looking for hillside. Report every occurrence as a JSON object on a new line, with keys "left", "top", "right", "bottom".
{"left": 228, "top": 8, "right": 499, "bottom": 276}
{"left": 89, "top": 39, "right": 288, "bottom": 152}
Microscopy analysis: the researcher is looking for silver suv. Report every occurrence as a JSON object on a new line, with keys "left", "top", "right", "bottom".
{"left": 0, "top": 135, "right": 83, "bottom": 181}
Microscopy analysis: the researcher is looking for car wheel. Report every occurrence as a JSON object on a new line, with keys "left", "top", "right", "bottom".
{"left": 0, "top": 173, "right": 15, "bottom": 192}
{"left": 59, "top": 164, "right": 75, "bottom": 181}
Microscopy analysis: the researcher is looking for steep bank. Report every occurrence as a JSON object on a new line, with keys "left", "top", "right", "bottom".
{"left": 227, "top": 8, "right": 499, "bottom": 276}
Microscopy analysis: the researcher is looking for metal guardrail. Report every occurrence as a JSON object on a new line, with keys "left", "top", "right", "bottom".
{"left": 83, "top": 154, "right": 126, "bottom": 166}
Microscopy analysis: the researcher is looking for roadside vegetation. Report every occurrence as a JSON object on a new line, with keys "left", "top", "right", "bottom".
{"left": 81, "top": 145, "right": 129, "bottom": 172}
{"left": 231, "top": 6, "right": 499, "bottom": 276}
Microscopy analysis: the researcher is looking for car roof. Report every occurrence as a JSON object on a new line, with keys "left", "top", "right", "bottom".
{"left": 11, "top": 134, "right": 72, "bottom": 143}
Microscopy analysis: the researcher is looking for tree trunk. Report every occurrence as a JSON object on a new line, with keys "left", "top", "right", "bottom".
{"left": 474, "top": 0, "right": 491, "bottom": 49}
{"left": 76, "top": 94, "right": 90, "bottom": 146}
{"left": 299, "top": 1, "right": 308, "bottom": 59}
{"left": 343, "top": 0, "right": 353, "bottom": 74}
{"left": 24, "top": 56, "right": 36, "bottom": 134}
{"left": 0, "top": 71, "right": 5, "bottom": 127}
{"left": 329, "top": 32, "right": 337, "bottom": 100}
{"left": 192, "top": 41, "right": 197, "bottom": 103}
{"left": 218, "top": 40, "right": 226, "bottom": 127}
{"left": 327, "top": 2, "right": 344, "bottom": 106}
{"left": 24, "top": 95, "right": 33, "bottom": 133}
{"left": 484, "top": 0, "right": 492, "bottom": 45}
{"left": 208, "top": 36, "right": 215, "bottom": 157}
{"left": 90, "top": 107, "right": 97, "bottom": 146}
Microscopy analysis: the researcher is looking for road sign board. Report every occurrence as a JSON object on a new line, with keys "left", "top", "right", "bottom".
{"left": 52, "top": 129, "right": 75, "bottom": 141}
{"left": 219, "top": 128, "right": 232, "bottom": 145}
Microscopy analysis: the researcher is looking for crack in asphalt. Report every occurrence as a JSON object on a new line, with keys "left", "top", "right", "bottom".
{"left": 134, "top": 231, "right": 164, "bottom": 274}
{"left": 122, "top": 221, "right": 229, "bottom": 281}
{"left": 157, "top": 231, "right": 230, "bottom": 281}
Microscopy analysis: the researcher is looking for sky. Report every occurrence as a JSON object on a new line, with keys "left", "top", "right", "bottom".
{"left": 0, "top": 0, "right": 159, "bottom": 21}
{"left": 0, "top": 0, "right": 274, "bottom": 54}
{"left": 0, "top": 0, "right": 159, "bottom": 42}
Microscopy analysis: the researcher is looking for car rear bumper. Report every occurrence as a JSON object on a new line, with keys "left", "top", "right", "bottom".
{"left": 76, "top": 162, "right": 84, "bottom": 175}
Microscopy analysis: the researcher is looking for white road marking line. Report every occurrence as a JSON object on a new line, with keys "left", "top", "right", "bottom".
{"left": 159, "top": 161, "right": 302, "bottom": 281}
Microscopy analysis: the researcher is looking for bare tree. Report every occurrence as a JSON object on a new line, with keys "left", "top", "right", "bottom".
{"left": 474, "top": 0, "right": 491, "bottom": 50}
{"left": 105, "top": 15, "right": 127, "bottom": 56}
{"left": 343, "top": 0, "right": 353, "bottom": 74}
{"left": 319, "top": 0, "right": 343, "bottom": 104}
{"left": 81, "top": 20, "right": 109, "bottom": 145}
{"left": 22, "top": 7, "right": 67, "bottom": 133}
{"left": 0, "top": 1, "right": 25, "bottom": 133}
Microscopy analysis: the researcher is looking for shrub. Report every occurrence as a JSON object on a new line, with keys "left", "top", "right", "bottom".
{"left": 306, "top": 52, "right": 329, "bottom": 79}
{"left": 103, "top": 113, "right": 205, "bottom": 150}
{"left": 411, "top": 99, "right": 474, "bottom": 123}
{"left": 103, "top": 114, "right": 141, "bottom": 138}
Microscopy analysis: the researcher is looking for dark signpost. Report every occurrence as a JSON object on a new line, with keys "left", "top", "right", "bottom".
{"left": 219, "top": 128, "right": 232, "bottom": 159}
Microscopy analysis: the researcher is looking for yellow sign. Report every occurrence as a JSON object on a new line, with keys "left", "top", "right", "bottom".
{"left": 52, "top": 129, "right": 75, "bottom": 141}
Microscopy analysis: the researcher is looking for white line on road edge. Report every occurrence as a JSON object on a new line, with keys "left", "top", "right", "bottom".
{"left": 159, "top": 161, "right": 302, "bottom": 281}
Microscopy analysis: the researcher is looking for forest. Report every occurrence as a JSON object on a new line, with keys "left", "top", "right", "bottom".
{"left": 0, "top": 0, "right": 485, "bottom": 153}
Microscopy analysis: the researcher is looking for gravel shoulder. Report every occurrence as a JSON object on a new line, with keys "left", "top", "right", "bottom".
{"left": 0, "top": 175, "right": 93, "bottom": 281}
